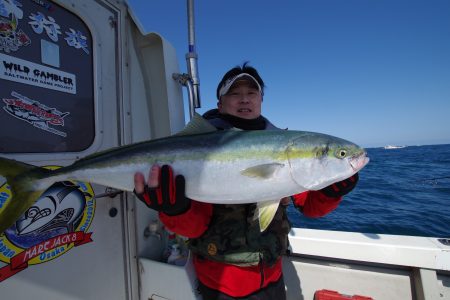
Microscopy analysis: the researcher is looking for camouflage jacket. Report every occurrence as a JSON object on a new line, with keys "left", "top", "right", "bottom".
{"left": 188, "top": 202, "right": 291, "bottom": 266}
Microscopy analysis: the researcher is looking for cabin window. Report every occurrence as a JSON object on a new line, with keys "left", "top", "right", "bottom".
{"left": 0, "top": 0, "right": 94, "bottom": 153}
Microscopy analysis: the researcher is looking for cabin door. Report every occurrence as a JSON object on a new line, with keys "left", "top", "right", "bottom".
{"left": 0, "top": 0, "right": 131, "bottom": 299}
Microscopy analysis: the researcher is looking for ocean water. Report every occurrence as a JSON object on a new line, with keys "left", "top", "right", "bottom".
{"left": 287, "top": 144, "right": 450, "bottom": 238}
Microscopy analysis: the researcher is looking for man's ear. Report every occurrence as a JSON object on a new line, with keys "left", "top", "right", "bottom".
{"left": 217, "top": 100, "right": 222, "bottom": 109}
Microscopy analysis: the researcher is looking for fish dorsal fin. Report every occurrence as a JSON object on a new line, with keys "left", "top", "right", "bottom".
{"left": 241, "top": 163, "right": 285, "bottom": 179}
{"left": 174, "top": 113, "right": 218, "bottom": 136}
{"left": 256, "top": 200, "right": 281, "bottom": 232}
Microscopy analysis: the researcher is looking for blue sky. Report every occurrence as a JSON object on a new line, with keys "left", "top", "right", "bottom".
{"left": 128, "top": 0, "right": 450, "bottom": 148}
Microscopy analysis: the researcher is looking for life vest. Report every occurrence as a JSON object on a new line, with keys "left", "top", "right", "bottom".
{"left": 188, "top": 203, "right": 291, "bottom": 266}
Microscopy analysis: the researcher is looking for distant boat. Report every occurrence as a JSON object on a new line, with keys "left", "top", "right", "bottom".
{"left": 384, "top": 145, "right": 407, "bottom": 149}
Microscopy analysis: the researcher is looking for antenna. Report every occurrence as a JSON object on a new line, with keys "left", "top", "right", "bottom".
{"left": 173, "top": 0, "right": 201, "bottom": 119}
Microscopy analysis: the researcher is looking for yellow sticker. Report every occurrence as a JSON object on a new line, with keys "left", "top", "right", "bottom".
{"left": 0, "top": 166, "right": 95, "bottom": 282}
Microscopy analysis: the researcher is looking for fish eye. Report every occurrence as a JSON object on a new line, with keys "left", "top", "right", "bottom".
{"left": 335, "top": 149, "right": 348, "bottom": 159}
{"left": 26, "top": 207, "right": 39, "bottom": 218}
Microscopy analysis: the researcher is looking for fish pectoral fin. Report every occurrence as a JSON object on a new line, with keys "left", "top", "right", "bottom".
{"left": 256, "top": 200, "right": 280, "bottom": 232}
{"left": 241, "top": 163, "right": 285, "bottom": 179}
{"left": 174, "top": 113, "right": 218, "bottom": 136}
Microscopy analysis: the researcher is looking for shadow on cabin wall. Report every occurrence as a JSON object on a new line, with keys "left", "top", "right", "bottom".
{"left": 283, "top": 256, "right": 304, "bottom": 300}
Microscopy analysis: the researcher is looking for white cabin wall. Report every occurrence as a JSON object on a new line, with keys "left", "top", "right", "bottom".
{"left": 127, "top": 26, "right": 185, "bottom": 142}
{"left": 121, "top": 5, "right": 188, "bottom": 299}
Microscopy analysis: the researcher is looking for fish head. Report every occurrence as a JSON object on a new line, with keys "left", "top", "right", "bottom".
{"left": 287, "top": 132, "right": 369, "bottom": 191}
{"left": 16, "top": 194, "right": 56, "bottom": 234}
{"left": 15, "top": 181, "right": 86, "bottom": 235}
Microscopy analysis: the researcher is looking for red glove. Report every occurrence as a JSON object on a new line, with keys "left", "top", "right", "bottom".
{"left": 134, "top": 165, "right": 191, "bottom": 216}
{"left": 320, "top": 173, "right": 359, "bottom": 198}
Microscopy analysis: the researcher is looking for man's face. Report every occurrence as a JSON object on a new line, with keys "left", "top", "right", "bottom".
{"left": 218, "top": 81, "right": 262, "bottom": 119}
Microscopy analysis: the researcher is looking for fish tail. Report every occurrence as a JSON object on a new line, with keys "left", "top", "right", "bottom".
{"left": 0, "top": 157, "right": 52, "bottom": 234}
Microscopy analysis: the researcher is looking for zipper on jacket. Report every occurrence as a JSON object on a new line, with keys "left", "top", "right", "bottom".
{"left": 259, "top": 254, "right": 265, "bottom": 289}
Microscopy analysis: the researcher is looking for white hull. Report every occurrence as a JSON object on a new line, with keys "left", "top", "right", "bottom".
{"left": 139, "top": 228, "right": 450, "bottom": 300}
{"left": 284, "top": 228, "right": 450, "bottom": 300}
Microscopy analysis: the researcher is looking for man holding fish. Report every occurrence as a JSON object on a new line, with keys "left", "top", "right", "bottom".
{"left": 134, "top": 63, "right": 360, "bottom": 300}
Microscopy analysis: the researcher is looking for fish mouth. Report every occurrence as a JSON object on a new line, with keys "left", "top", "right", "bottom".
{"left": 350, "top": 153, "right": 370, "bottom": 171}
{"left": 32, "top": 208, "right": 52, "bottom": 222}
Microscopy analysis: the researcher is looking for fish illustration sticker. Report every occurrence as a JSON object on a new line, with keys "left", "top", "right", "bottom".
{"left": 0, "top": 167, "right": 95, "bottom": 282}
{"left": 2, "top": 91, "right": 70, "bottom": 137}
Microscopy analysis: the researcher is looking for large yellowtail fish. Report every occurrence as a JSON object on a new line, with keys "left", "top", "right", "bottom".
{"left": 0, "top": 114, "right": 369, "bottom": 233}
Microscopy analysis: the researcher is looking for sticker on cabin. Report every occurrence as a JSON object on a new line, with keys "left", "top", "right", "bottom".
{"left": 28, "top": 11, "right": 61, "bottom": 42}
{"left": 2, "top": 91, "right": 70, "bottom": 137}
{"left": 27, "top": 10, "right": 90, "bottom": 55}
{"left": 0, "top": 0, "right": 31, "bottom": 53}
{"left": 0, "top": 0, "right": 94, "bottom": 153}
{"left": 0, "top": 171, "right": 95, "bottom": 282}
{"left": 41, "top": 39, "right": 60, "bottom": 67}
{"left": 65, "top": 28, "right": 89, "bottom": 54}
{"left": 0, "top": 52, "right": 76, "bottom": 94}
